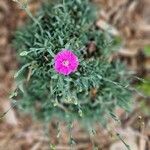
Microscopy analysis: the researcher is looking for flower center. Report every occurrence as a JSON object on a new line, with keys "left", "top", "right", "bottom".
{"left": 62, "top": 60, "right": 69, "bottom": 67}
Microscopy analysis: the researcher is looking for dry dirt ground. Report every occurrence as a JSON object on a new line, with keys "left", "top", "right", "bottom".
{"left": 0, "top": 0, "right": 150, "bottom": 150}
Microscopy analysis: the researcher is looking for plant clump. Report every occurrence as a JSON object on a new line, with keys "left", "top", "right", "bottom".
{"left": 13, "top": 0, "right": 132, "bottom": 126}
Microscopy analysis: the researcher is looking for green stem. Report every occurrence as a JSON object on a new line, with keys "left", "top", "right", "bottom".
{"left": 14, "top": 0, "right": 43, "bottom": 34}
{"left": 24, "top": 7, "right": 43, "bottom": 34}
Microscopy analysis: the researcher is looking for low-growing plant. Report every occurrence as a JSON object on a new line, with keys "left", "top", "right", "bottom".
{"left": 13, "top": 0, "right": 132, "bottom": 126}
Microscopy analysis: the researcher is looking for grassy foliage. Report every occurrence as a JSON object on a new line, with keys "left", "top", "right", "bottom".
{"left": 13, "top": 0, "right": 132, "bottom": 126}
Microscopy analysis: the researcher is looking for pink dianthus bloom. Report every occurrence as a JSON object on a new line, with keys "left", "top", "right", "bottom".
{"left": 54, "top": 49, "right": 79, "bottom": 75}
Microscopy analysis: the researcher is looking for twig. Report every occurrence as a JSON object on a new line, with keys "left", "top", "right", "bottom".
{"left": 139, "top": 121, "right": 146, "bottom": 150}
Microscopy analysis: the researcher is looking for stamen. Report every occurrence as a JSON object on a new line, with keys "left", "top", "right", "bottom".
{"left": 62, "top": 60, "right": 69, "bottom": 66}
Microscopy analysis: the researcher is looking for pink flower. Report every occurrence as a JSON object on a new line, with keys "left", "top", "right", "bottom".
{"left": 54, "top": 49, "right": 79, "bottom": 75}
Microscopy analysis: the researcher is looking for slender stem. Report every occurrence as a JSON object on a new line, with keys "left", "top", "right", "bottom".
{"left": 13, "top": 0, "right": 43, "bottom": 34}
{"left": 25, "top": 7, "right": 43, "bottom": 34}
